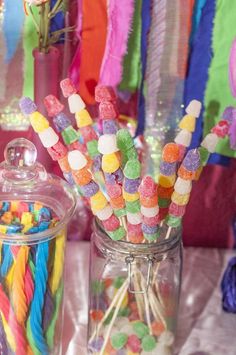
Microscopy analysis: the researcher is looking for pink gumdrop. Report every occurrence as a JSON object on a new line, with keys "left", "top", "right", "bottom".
{"left": 127, "top": 335, "right": 141, "bottom": 353}
{"left": 139, "top": 176, "right": 157, "bottom": 198}
{"left": 80, "top": 126, "right": 98, "bottom": 143}
{"left": 60, "top": 78, "right": 77, "bottom": 98}
{"left": 99, "top": 101, "right": 118, "bottom": 119}
{"left": 44, "top": 95, "right": 64, "bottom": 117}
{"left": 106, "top": 184, "right": 122, "bottom": 199}
{"left": 102, "top": 214, "right": 120, "bottom": 231}
{"left": 142, "top": 214, "right": 161, "bottom": 227}
{"left": 47, "top": 141, "right": 67, "bottom": 160}
{"left": 229, "top": 38, "right": 236, "bottom": 98}
{"left": 68, "top": 141, "right": 87, "bottom": 154}
{"left": 169, "top": 202, "right": 186, "bottom": 217}
{"left": 95, "top": 86, "right": 116, "bottom": 103}
{"left": 127, "top": 223, "right": 142, "bottom": 235}
{"left": 211, "top": 120, "right": 229, "bottom": 138}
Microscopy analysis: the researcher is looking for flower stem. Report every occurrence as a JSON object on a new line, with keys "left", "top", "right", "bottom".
{"left": 48, "top": 0, "right": 63, "bottom": 18}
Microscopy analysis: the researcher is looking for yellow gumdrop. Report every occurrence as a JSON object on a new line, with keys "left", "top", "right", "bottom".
{"left": 123, "top": 189, "right": 139, "bottom": 202}
{"left": 30, "top": 111, "right": 49, "bottom": 133}
{"left": 194, "top": 166, "right": 203, "bottom": 181}
{"left": 0, "top": 225, "right": 7, "bottom": 234}
{"left": 178, "top": 114, "right": 196, "bottom": 132}
{"left": 75, "top": 109, "right": 93, "bottom": 127}
{"left": 171, "top": 191, "right": 190, "bottom": 205}
{"left": 102, "top": 153, "right": 120, "bottom": 173}
{"left": 21, "top": 212, "right": 33, "bottom": 225}
{"left": 159, "top": 174, "right": 176, "bottom": 188}
{"left": 90, "top": 191, "right": 107, "bottom": 212}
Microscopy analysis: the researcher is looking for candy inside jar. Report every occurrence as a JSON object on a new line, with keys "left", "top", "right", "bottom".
{"left": 88, "top": 222, "right": 182, "bottom": 355}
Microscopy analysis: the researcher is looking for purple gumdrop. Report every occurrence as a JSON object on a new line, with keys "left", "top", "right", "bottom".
{"left": 105, "top": 168, "right": 124, "bottom": 184}
{"left": 160, "top": 161, "right": 177, "bottom": 176}
{"left": 80, "top": 181, "right": 99, "bottom": 197}
{"left": 103, "top": 119, "right": 118, "bottom": 134}
{"left": 93, "top": 155, "right": 102, "bottom": 172}
{"left": 53, "top": 113, "right": 71, "bottom": 132}
{"left": 229, "top": 117, "right": 236, "bottom": 149}
{"left": 19, "top": 97, "right": 37, "bottom": 115}
{"left": 88, "top": 337, "right": 104, "bottom": 352}
{"left": 142, "top": 223, "right": 159, "bottom": 234}
{"left": 222, "top": 106, "right": 234, "bottom": 124}
{"left": 182, "top": 149, "right": 200, "bottom": 171}
{"left": 124, "top": 178, "right": 141, "bottom": 194}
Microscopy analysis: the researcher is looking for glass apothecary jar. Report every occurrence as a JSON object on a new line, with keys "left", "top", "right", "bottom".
{"left": 88, "top": 222, "right": 182, "bottom": 355}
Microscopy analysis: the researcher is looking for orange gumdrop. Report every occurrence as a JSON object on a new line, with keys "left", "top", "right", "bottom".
{"left": 178, "top": 165, "right": 196, "bottom": 180}
{"left": 72, "top": 168, "right": 92, "bottom": 186}
{"left": 157, "top": 185, "right": 174, "bottom": 199}
{"left": 140, "top": 194, "right": 158, "bottom": 207}
{"left": 110, "top": 195, "right": 125, "bottom": 209}
{"left": 162, "top": 143, "right": 180, "bottom": 163}
{"left": 58, "top": 156, "right": 70, "bottom": 173}
{"left": 151, "top": 321, "right": 165, "bottom": 336}
{"left": 128, "top": 233, "right": 144, "bottom": 244}
{"left": 104, "top": 278, "right": 113, "bottom": 288}
{"left": 105, "top": 339, "right": 116, "bottom": 355}
{"left": 90, "top": 309, "right": 104, "bottom": 322}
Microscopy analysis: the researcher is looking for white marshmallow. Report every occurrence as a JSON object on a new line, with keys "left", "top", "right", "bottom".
{"left": 201, "top": 133, "right": 219, "bottom": 153}
{"left": 174, "top": 129, "right": 192, "bottom": 147}
{"left": 159, "top": 330, "right": 175, "bottom": 346}
{"left": 98, "top": 134, "right": 119, "bottom": 154}
{"left": 185, "top": 100, "right": 202, "bottom": 117}
{"left": 38, "top": 127, "right": 59, "bottom": 148}
{"left": 68, "top": 150, "right": 87, "bottom": 170}
{"left": 141, "top": 205, "right": 159, "bottom": 218}
{"left": 95, "top": 204, "right": 113, "bottom": 221}
{"left": 127, "top": 212, "right": 142, "bottom": 225}
{"left": 174, "top": 178, "right": 192, "bottom": 194}
{"left": 68, "top": 93, "right": 86, "bottom": 113}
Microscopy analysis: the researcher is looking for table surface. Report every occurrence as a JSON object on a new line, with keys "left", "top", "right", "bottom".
{"left": 62, "top": 242, "right": 236, "bottom": 355}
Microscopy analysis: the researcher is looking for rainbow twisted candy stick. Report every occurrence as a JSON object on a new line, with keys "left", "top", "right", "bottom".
{"left": 29, "top": 241, "right": 49, "bottom": 354}
{"left": 49, "top": 230, "right": 65, "bottom": 295}
{"left": 0, "top": 314, "right": 8, "bottom": 354}
{"left": 1, "top": 245, "right": 14, "bottom": 277}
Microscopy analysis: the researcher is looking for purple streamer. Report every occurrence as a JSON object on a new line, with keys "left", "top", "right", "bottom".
{"left": 221, "top": 256, "right": 236, "bottom": 313}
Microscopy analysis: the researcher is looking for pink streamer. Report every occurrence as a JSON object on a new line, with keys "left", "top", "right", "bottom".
{"left": 99, "top": 0, "right": 135, "bottom": 86}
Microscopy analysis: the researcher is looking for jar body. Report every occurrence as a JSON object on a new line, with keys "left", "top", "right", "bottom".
{"left": 88, "top": 224, "right": 183, "bottom": 354}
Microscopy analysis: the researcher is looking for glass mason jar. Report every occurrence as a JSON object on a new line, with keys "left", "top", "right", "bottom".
{"left": 0, "top": 138, "right": 76, "bottom": 355}
{"left": 88, "top": 222, "right": 182, "bottom": 355}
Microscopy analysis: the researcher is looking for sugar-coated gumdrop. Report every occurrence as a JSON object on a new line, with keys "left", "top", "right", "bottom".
{"left": 211, "top": 120, "right": 229, "bottom": 138}
{"left": 169, "top": 202, "right": 186, "bottom": 217}
{"left": 185, "top": 99, "right": 202, "bottom": 117}
{"left": 177, "top": 144, "right": 186, "bottom": 161}
{"left": 178, "top": 114, "right": 196, "bottom": 132}
{"left": 95, "top": 85, "right": 116, "bottom": 103}
{"left": 142, "top": 214, "right": 161, "bottom": 227}
{"left": 111, "top": 332, "right": 128, "bottom": 350}
{"left": 72, "top": 167, "right": 92, "bottom": 186}
{"left": 99, "top": 101, "right": 118, "bottom": 119}
{"left": 47, "top": 141, "right": 67, "bottom": 161}
{"left": 68, "top": 141, "right": 86, "bottom": 154}
{"left": 106, "top": 183, "right": 122, "bottom": 199}
{"left": 98, "top": 134, "right": 118, "bottom": 154}
{"left": 151, "top": 321, "right": 165, "bottom": 336}
{"left": 124, "top": 160, "right": 141, "bottom": 179}
{"left": 198, "top": 146, "right": 209, "bottom": 165}
{"left": 60, "top": 78, "right": 77, "bottom": 98}
{"left": 90, "top": 309, "right": 104, "bottom": 322}
{"left": 102, "top": 214, "right": 120, "bottom": 231}
{"left": 68, "top": 93, "right": 86, "bottom": 113}
{"left": 103, "top": 119, "right": 118, "bottom": 134}
{"left": 127, "top": 212, "right": 142, "bottom": 225}
{"left": 127, "top": 334, "right": 141, "bottom": 353}
{"left": 159, "top": 330, "right": 175, "bottom": 346}
{"left": 126, "top": 200, "right": 141, "bottom": 214}
{"left": 105, "top": 168, "right": 124, "bottom": 185}
{"left": 157, "top": 185, "right": 174, "bottom": 199}
{"left": 19, "top": 97, "right": 37, "bottom": 115}
{"left": 158, "top": 197, "right": 170, "bottom": 208}
{"left": 178, "top": 166, "right": 196, "bottom": 180}
{"left": 68, "top": 150, "right": 87, "bottom": 170}
{"left": 141, "top": 205, "right": 159, "bottom": 218}
{"left": 124, "top": 178, "right": 141, "bottom": 194}
{"left": 58, "top": 156, "right": 70, "bottom": 172}
{"left": 80, "top": 180, "right": 99, "bottom": 197}
{"left": 116, "top": 129, "right": 134, "bottom": 151}
{"left": 127, "top": 223, "right": 142, "bottom": 235}
{"left": 171, "top": 191, "right": 190, "bottom": 205}
{"left": 142, "top": 223, "right": 159, "bottom": 234}
{"left": 141, "top": 335, "right": 156, "bottom": 352}
{"left": 110, "top": 195, "right": 125, "bottom": 209}
{"left": 174, "top": 129, "right": 192, "bottom": 147}
{"left": 160, "top": 161, "right": 177, "bottom": 176}
{"left": 80, "top": 126, "right": 98, "bottom": 143}
{"left": 123, "top": 190, "right": 140, "bottom": 202}
{"left": 165, "top": 214, "right": 182, "bottom": 228}
{"left": 222, "top": 106, "right": 234, "bottom": 124}
{"left": 44, "top": 95, "right": 64, "bottom": 117}
{"left": 86, "top": 139, "right": 99, "bottom": 158}
{"left": 108, "top": 226, "right": 126, "bottom": 241}
{"left": 201, "top": 133, "right": 219, "bottom": 153}
{"left": 75, "top": 109, "right": 93, "bottom": 128}
{"left": 114, "top": 208, "right": 127, "bottom": 218}
{"left": 95, "top": 204, "right": 113, "bottom": 221}
{"left": 126, "top": 147, "right": 138, "bottom": 160}
{"left": 162, "top": 143, "right": 179, "bottom": 163}
{"left": 102, "top": 153, "right": 120, "bottom": 173}
{"left": 53, "top": 112, "right": 71, "bottom": 132}
{"left": 140, "top": 194, "right": 158, "bottom": 208}
{"left": 138, "top": 176, "right": 157, "bottom": 198}
{"left": 128, "top": 233, "right": 144, "bottom": 243}
{"left": 30, "top": 111, "right": 49, "bottom": 133}
{"left": 90, "top": 191, "right": 107, "bottom": 212}
{"left": 133, "top": 321, "right": 149, "bottom": 339}
{"left": 174, "top": 177, "right": 192, "bottom": 194}
{"left": 159, "top": 174, "right": 176, "bottom": 188}
{"left": 38, "top": 127, "right": 59, "bottom": 148}
{"left": 182, "top": 149, "right": 200, "bottom": 171}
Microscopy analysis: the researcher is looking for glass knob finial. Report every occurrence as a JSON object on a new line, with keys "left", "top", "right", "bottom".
{"left": 4, "top": 138, "right": 37, "bottom": 168}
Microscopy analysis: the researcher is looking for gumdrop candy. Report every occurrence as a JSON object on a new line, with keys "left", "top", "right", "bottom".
{"left": 44, "top": 95, "right": 64, "bottom": 117}
{"left": 110, "top": 195, "right": 125, "bottom": 209}
{"left": 19, "top": 97, "right": 37, "bottom": 115}
{"left": 140, "top": 194, "right": 158, "bottom": 208}
{"left": 106, "top": 184, "right": 122, "bottom": 199}
{"left": 158, "top": 197, "right": 170, "bottom": 208}
{"left": 124, "top": 160, "right": 141, "bottom": 179}
{"left": 80, "top": 181, "right": 99, "bottom": 198}
{"left": 138, "top": 176, "right": 157, "bottom": 198}
{"left": 103, "top": 214, "right": 120, "bottom": 231}
{"left": 142, "top": 214, "right": 161, "bottom": 227}
{"left": 177, "top": 144, "right": 186, "bottom": 161}
{"left": 86, "top": 140, "right": 99, "bottom": 158}
{"left": 211, "top": 120, "right": 229, "bottom": 138}
{"left": 98, "top": 134, "right": 119, "bottom": 154}
{"left": 57, "top": 156, "right": 70, "bottom": 172}
{"left": 60, "top": 78, "right": 77, "bottom": 98}
{"left": 108, "top": 226, "right": 126, "bottom": 241}
{"left": 90, "top": 191, "right": 107, "bottom": 212}
{"left": 68, "top": 150, "right": 87, "bottom": 170}
{"left": 95, "top": 204, "right": 113, "bottom": 221}
{"left": 105, "top": 168, "right": 124, "bottom": 184}
{"left": 126, "top": 200, "right": 141, "bottom": 214}
{"left": 47, "top": 141, "right": 67, "bottom": 161}
{"left": 198, "top": 146, "right": 209, "bottom": 165}
{"left": 160, "top": 161, "right": 177, "bottom": 176}
{"left": 127, "top": 334, "right": 141, "bottom": 353}
{"left": 140, "top": 205, "right": 159, "bottom": 218}
{"left": 178, "top": 114, "right": 196, "bottom": 132}
{"left": 102, "top": 153, "right": 120, "bottom": 173}
{"left": 158, "top": 330, "right": 175, "bottom": 346}
{"left": 127, "top": 212, "right": 142, "bottom": 225}
{"left": 133, "top": 321, "right": 149, "bottom": 339}
{"left": 178, "top": 166, "right": 195, "bottom": 180}
{"left": 53, "top": 112, "right": 71, "bottom": 132}
{"left": 159, "top": 174, "right": 176, "bottom": 188}
{"left": 30, "top": 111, "right": 49, "bottom": 133}
{"left": 174, "top": 129, "right": 192, "bottom": 147}
{"left": 174, "top": 178, "right": 192, "bottom": 194}
{"left": 182, "top": 149, "right": 200, "bottom": 171}
{"left": 68, "top": 93, "right": 86, "bottom": 113}
{"left": 95, "top": 85, "right": 116, "bottom": 102}
{"left": 80, "top": 126, "right": 98, "bottom": 143}
{"left": 124, "top": 178, "right": 141, "bottom": 194}
{"left": 157, "top": 185, "right": 174, "bottom": 199}
{"left": 185, "top": 100, "right": 202, "bottom": 117}
{"left": 165, "top": 214, "right": 182, "bottom": 228}
{"left": 201, "top": 133, "right": 219, "bottom": 153}
{"left": 103, "top": 119, "right": 118, "bottom": 134}
{"left": 162, "top": 143, "right": 179, "bottom": 163}
{"left": 142, "top": 223, "right": 159, "bottom": 234}
{"left": 99, "top": 101, "right": 118, "bottom": 119}
{"left": 127, "top": 223, "right": 142, "bottom": 235}
{"left": 171, "top": 191, "right": 190, "bottom": 206}
{"left": 68, "top": 140, "right": 86, "bottom": 154}
{"left": 116, "top": 129, "right": 134, "bottom": 151}
{"left": 38, "top": 127, "right": 59, "bottom": 148}
{"left": 75, "top": 109, "right": 93, "bottom": 128}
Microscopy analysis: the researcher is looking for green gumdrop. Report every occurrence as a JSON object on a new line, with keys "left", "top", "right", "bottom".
{"left": 118, "top": 307, "right": 131, "bottom": 317}
{"left": 124, "top": 159, "right": 141, "bottom": 179}
{"left": 87, "top": 139, "right": 99, "bottom": 158}
{"left": 61, "top": 126, "right": 78, "bottom": 144}
{"left": 91, "top": 280, "right": 105, "bottom": 295}
{"left": 108, "top": 226, "right": 126, "bottom": 241}
{"left": 165, "top": 214, "right": 182, "bottom": 228}
{"left": 117, "top": 129, "right": 134, "bottom": 151}
{"left": 111, "top": 332, "right": 128, "bottom": 350}
{"left": 158, "top": 197, "right": 171, "bottom": 208}
{"left": 133, "top": 321, "right": 149, "bottom": 339}
{"left": 126, "top": 200, "right": 141, "bottom": 213}
{"left": 113, "top": 276, "right": 125, "bottom": 289}
{"left": 126, "top": 146, "right": 138, "bottom": 160}
{"left": 143, "top": 231, "right": 160, "bottom": 242}
{"left": 198, "top": 146, "right": 210, "bottom": 165}
{"left": 141, "top": 335, "right": 156, "bottom": 351}
{"left": 114, "top": 208, "right": 127, "bottom": 217}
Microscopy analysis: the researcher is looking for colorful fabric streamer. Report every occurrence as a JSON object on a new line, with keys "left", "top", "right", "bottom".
{"left": 50, "top": 0, "right": 65, "bottom": 43}
{"left": 99, "top": 0, "right": 135, "bottom": 88}
{"left": 190, "top": 0, "right": 207, "bottom": 45}
{"left": 221, "top": 256, "right": 236, "bottom": 313}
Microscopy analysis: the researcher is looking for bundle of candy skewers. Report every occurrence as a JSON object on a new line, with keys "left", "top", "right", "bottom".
{"left": 19, "top": 80, "right": 232, "bottom": 355}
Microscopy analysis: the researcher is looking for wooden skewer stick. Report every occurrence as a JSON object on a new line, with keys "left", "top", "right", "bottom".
{"left": 141, "top": 277, "right": 153, "bottom": 335}
{"left": 133, "top": 269, "right": 145, "bottom": 321}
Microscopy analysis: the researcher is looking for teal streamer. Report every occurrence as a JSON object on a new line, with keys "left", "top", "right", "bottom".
{"left": 30, "top": 241, "right": 49, "bottom": 355}
{"left": 3, "top": 0, "right": 25, "bottom": 62}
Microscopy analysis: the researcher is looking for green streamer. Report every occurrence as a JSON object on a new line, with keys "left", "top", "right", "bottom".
{"left": 203, "top": 0, "right": 236, "bottom": 158}
{"left": 46, "top": 282, "right": 63, "bottom": 350}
